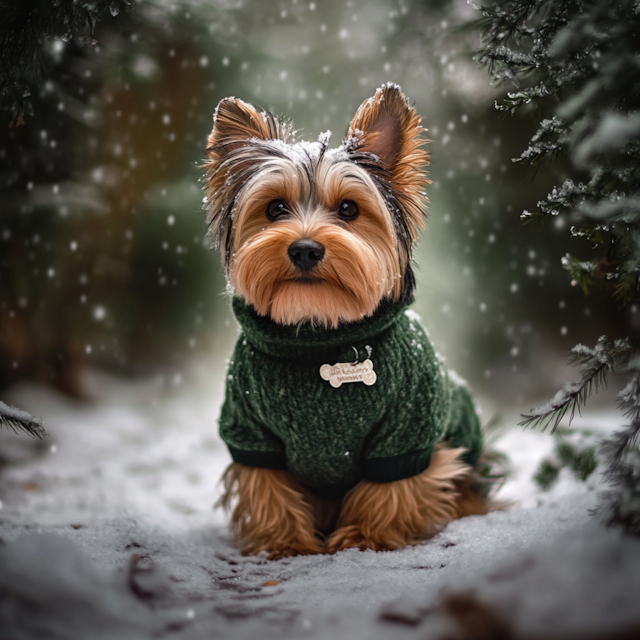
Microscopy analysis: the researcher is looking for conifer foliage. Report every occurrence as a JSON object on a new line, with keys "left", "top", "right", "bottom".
{"left": 0, "top": 0, "right": 130, "bottom": 127}
{"left": 0, "top": 400, "right": 47, "bottom": 439}
{"left": 475, "top": 0, "right": 640, "bottom": 534}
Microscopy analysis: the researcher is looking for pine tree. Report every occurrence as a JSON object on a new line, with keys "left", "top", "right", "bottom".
{"left": 474, "top": 0, "right": 640, "bottom": 533}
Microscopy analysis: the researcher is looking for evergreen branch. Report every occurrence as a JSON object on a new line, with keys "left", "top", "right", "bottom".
{"left": 520, "top": 209, "right": 557, "bottom": 226}
{"left": 594, "top": 366, "right": 640, "bottom": 534}
{"left": 513, "top": 116, "right": 568, "bottom": 165}
{"left": 520, "top": 381, "right": 589, "bottom": 434}
{"left": 595, "top": 448, "right": 640, "bottom": 535}
{"left": 0, "top": 0, "right": 131, "bottom": 126}
{"left": 613, "top": 272, "right": 640, "bottom": 306}
{"left": 481, "top": 45, "right": 538, "bottom": 77}
{"left": 560, "top": 253, "right": 596, "bottom": 294}
{"left": 0, "top": 400, "right": 48, "bottom": 439}
{"left": 538, "top": 178, "right": 586, "bottom": 214}
{"left": 520, "top": 337, "right": 634, "bottom": 433}
{"left": 617, "top": 368, "right": 640, "bottom": 423}
{"left": 599, "top": 421, "right": 640, "bottom": 482}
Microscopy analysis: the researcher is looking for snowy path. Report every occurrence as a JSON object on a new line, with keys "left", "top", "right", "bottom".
{"left": 1, "top": 371, "right": 639, "bottom": 639}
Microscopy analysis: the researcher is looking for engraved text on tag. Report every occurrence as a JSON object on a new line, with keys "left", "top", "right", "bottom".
{"left": 319, "top": 359, "right": 376, "bottom": 388}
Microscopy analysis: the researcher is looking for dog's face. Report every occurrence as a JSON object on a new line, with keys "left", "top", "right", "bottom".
{"left": 204, "top": 83, "right": 430, "bottom": 328}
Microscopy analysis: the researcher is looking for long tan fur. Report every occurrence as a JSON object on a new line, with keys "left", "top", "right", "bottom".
{"left": 219, "top": 463, "right": 324, "bottom": 559}
{"left": 221, "top": 449, "right": 492, "bottom": 557}
{"left": 326, "top": 447, "right": 474, "bottom": 552}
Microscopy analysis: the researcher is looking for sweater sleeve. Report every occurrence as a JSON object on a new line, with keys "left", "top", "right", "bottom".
{"left": 218, "top": 346, "right": 287, "bottom": 470}
{"left": 439, "top": 375, "right": 483, "bottom": 467}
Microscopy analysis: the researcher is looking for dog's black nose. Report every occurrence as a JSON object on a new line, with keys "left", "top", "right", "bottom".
{"left": 288, "top": 239, "right": 325, "bottom": 271}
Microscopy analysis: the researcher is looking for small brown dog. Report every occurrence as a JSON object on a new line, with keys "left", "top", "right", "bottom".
{"left": 204, "top": 84, "right": 489, "bottom": 559}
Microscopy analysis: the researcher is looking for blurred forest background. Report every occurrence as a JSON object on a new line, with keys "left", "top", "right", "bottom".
{"left": 1, "top": 0, "right": 633, "bottom": 409}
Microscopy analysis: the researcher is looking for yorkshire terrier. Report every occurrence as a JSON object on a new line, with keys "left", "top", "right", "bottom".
{"left": 204, "top": 83, "right": 489, "bottom": 558}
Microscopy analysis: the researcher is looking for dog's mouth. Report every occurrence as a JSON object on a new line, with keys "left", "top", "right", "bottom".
{"left": 292, "top": 276, "right": 323, "bottom": 284}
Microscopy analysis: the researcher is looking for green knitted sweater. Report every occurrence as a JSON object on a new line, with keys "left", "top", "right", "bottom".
{"left": 219, "top": 297, "right": 482, "bottom": 499}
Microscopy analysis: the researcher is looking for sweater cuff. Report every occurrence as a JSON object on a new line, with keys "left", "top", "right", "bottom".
{"left": 227, "top": 445, "right": 287, "bottom": 470}
{"left": 363, "top": 448, "right": 432, "bottom": 483}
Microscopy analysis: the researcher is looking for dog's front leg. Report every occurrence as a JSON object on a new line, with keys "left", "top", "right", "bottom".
{"left": 219, "top": 463, "right": 325, "bottom": 559}
{"left": 327, "top": 447, "right": 473, "bottom": 552}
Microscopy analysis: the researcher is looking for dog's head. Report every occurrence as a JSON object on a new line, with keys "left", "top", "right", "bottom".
{"left": 204, "top": 83, "right": 430, "bottom": 328}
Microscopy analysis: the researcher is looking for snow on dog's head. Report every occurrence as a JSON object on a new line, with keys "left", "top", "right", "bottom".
{"left": 203, "top": 84, "right": 431, "bottom": 328}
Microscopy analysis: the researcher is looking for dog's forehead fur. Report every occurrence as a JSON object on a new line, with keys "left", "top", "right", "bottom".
{"left": 236, "top": 135, "right": 379, "bottom": 208}
{"left": 234, "top": 132, "right": 354, "bottom": 182}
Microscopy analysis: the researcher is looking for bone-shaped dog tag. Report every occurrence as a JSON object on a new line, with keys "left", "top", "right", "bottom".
{"left": 319, "top": 359, "right": 376, "bottom": 388}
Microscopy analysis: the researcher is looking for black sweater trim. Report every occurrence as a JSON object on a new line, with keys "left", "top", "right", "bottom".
{"left": 227, "top": 445, "right": 287, "bottom": 470}
{"left": 228, "top": 445, "right": 433, "bottom": 485}
{"left": 363, "top": 449, "right": 432, "bottom": 483}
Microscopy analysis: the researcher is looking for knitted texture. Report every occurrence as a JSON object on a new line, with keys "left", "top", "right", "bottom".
{"left": 219, "top": 297, "right": 483, "bottom": 499}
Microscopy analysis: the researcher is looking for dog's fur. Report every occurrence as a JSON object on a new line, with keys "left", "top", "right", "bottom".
{"left": 205, "top": 84, "right": 490, "bottom": 558}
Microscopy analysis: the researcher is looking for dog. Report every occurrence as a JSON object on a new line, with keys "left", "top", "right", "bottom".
{"left": 204, "top": 83, "right": 489, "bottom": 558}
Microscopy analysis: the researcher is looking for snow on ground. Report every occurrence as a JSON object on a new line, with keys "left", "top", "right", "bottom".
{"left": 1, "top": 369, "right": 639, "bottom": 640}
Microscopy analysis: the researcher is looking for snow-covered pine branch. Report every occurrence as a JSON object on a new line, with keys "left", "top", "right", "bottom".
{"left": 0, "top": 400, "right": 47, "bottom": 439}
{"left": 520, "top": 337, "right": 634, "bottom": 434}
{"left": 520, "top": 381, "right": 590, "bottom": 435}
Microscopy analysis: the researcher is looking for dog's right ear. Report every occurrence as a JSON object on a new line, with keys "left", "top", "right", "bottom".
{"left": 208, "top": 98, "right": 267, "bottom": 155}
{"left": 207, "top": 98, "right": 293, "bottom": 160}
{"left": 204, "top": 98, "right": 293, "bottom": 259}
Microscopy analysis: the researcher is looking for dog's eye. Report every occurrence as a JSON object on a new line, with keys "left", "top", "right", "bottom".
{"left": 266, "top": 200, "right": 288, "bottom": 220}
{"left": 337, "top": 200, "right": 359, "bottom": 221}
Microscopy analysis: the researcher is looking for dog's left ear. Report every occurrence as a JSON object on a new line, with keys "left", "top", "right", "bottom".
{"left": 346, "top": 83, "right": 430, "bottom": 238}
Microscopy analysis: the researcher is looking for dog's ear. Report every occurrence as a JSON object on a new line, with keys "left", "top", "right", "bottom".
{"left": 346, "top": 83, "right": 430, "bottom": 237}
{"left": 204, "top": 99, "right": 294, "bottom": 258}
{"left": 207, "top": 98, "right": 293, "bottom": 158}
{"left": 208, "top": 98, "right": 268, "bottom": 152}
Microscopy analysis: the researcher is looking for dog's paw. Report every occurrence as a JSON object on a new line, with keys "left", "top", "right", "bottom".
{"left": 326, "top": 526, "right": 396, "bottom": 553}
{"left": 242, "top": 538, "right": 326, "bottom": 559}
{"left": 266, "top": 543, "right": 324, "bottom": 560}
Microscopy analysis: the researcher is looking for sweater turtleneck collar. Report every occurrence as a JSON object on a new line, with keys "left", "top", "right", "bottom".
{"left": 232, "top": 296, "right": 411, "bottom": 363}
